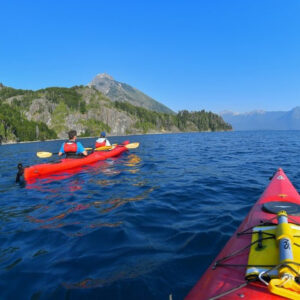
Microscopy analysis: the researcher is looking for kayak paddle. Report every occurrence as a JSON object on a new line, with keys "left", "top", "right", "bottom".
{"left": 94, "top": 142, "right": 139, "bottom": 151}
{"left": 94, "top": 144, "right": 117, "bottom": 151}
{"left": 37, "top": 143, "right": 139, "bottom": 158}
{"left": 124, "top": 142, "right": 139, "bottom": 149}
{"left": 36, "top": 148, "right": 93, "bottom": 158}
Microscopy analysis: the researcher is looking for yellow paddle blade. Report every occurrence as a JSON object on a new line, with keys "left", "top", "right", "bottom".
{"left": 94, "top": 144, "right": 117, "bottom": 151}
{"left": 94, "top": 142, "right": 139, "bottom": 151}
{"left": 36, "top": 151, "right": 53, "bottom": 158}
{"left": 85, "top": 147, "right": 93, "bottom": 151}
{"left": 125, "top": 142, "right": 140, "bottom": 149}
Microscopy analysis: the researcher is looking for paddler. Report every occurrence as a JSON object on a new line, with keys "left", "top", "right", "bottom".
{"left": 95, "top": 131, "right": 111, "bottom": 148}
{"left": 58, "top": 130, "right": 88, "bottom": 158}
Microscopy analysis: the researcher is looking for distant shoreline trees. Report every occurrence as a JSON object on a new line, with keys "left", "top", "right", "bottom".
{"left": 114, "top": 101, "right": 232, "bottom": 133}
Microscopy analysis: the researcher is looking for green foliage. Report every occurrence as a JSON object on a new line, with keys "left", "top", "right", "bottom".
{"left": 51, "top": 102, "right": 69, "bottom": 134}
{"left": 0, "top": 103, "right": 57, "bottom": 142}
{"left": 38, "top": 87, "right": 86, "bottom": 111}
{"left": 79, "top": 119, "right": 111, "bottom": 137}
{"left": 10, "top": 92, "right": 38, "bottom": 110}
{"left": 176, "top": 110, "right": 232, "bottom": 131}
{"left": 86, "top": 93, "right": 112, "bottom": 110}
{"left": 80, "top": 101, "right": 87, "bottom": 113}
{"left": 0, "top": 86, "right": 88, "bottom": 112}
{"left": 135, "top": 121, "right": 156, "bottom": 133}
{"left": 0, "top": 86, "right": 34, "bottom": 101}
{"left": 114, "top": 101, "right": 232, "bottom": 132}
{"left": 114, "top": 101, "right": 174, "bottom": 131}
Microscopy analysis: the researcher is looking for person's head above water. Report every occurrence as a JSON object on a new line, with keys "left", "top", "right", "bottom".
{"left": 100, "top": 131, "right": 106, "bottom": 138}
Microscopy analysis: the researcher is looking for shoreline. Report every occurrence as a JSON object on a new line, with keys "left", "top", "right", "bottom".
{"left": 0, "top": 129, "right": 232, "bottom": 146}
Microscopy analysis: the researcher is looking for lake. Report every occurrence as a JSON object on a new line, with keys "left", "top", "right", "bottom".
{"left": 1, "top": 131, "right": 300, "bottom": 299}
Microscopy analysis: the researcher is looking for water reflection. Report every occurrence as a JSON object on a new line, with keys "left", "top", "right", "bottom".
{"left": 0, "top": 247, "right": 21, "bottom": 271}
{"left": 125, "top": 154, "right": 141, "bottom": 166}
{"left": 0, "top": 204, "right": 42, "bottom": 222}
{"left": 94, "top": 187, "right": 155, "bottom": 213}
{"left": 63, "top": 258, "right": 162, "bottom": 289}
{"left": 26, "top": 186, "right": 156, "bottom": 234}
{"left": 124, "top": 154, "right": 141, "bottom": 174}
{"left": 22, "top": 153, "right": 155, "bottom": 239}
{"left": 27, "top": 202, "right": 91, "bottom": 225}
{"left": 88, "top": 221, "right": 123, "bottom": 229}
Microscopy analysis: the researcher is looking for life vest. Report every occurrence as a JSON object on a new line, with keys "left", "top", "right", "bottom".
{"left": 64, "top": 141, "right": 78, "bottom": 154}
{"left": 95, "top": 139, "right": 106, "bottom": 148}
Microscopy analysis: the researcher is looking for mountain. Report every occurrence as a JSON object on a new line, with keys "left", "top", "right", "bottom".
{"left": 220, "top": 107, "right": 300, "bottom": 130}
{"left": 88, "top": 73, "right": 174, "bottom": 114}
{"left": 0, "top": 83, "right": 231, "bottom": 143}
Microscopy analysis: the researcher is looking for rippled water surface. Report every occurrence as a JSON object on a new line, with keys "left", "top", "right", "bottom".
{"left": 1, "top": 131, "right": 300, "bottom": 299}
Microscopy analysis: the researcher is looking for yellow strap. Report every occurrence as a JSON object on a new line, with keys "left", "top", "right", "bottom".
{"left": 269, "top": 277, "right": 300, "bottom": 299}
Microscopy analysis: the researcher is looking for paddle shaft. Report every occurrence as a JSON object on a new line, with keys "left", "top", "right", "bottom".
{"left": 37, "top": 143, "right": 139, "bottom": 158}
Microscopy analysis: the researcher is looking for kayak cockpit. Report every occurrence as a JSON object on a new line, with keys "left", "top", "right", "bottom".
{"left": 262, "top": 201, "right": 300, "bottom": 216}
{"left": 213, "top": 210, "right": 300, "bottom": 299}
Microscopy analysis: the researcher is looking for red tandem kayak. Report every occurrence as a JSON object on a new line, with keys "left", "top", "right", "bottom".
{"left": 18, "top": 144, "right": 129, "bottom": 182}
{"left": 186, "top": 168, "right": 300, "bottom": 300}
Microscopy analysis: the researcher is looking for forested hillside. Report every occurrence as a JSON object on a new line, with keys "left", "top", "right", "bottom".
{"left": 0, "top": 83, "right": 231, "bottom": 143}
{"left": 113, "top": 102, "right": 232, "bottom": 133}
{"left": 0, "top": 102, "right": 57, "bottom": 142}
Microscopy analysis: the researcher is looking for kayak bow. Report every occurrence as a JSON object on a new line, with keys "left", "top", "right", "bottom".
{"left": 186, "top": 168, "right": 300, "bottom": 300}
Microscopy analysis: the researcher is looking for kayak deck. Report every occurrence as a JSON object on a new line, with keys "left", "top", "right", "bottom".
{"left": 186, "top": 168, "right": 300, "bottom": 299}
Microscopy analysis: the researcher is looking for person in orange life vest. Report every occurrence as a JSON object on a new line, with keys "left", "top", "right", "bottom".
{"left": 95, "top": 131, "right": 111, "bottom": 148}
{"left": 58, "top": 130, "right": 88, "bottom": 158}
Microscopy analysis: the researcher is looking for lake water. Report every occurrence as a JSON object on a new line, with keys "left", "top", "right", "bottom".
{"left": 1, "top": 131, "right": 300, "bottom": 299}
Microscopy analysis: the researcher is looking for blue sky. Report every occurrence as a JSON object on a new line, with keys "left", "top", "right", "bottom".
{"left": 1, "top": 0, "right": 299, "bottom": 113}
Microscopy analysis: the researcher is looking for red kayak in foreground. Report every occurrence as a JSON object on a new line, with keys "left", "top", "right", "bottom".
{"left": 186, "top": 168, "right": 300, "bottom": 300}
{"left": 18, "top": 144, "right": 129, "bottom": 182}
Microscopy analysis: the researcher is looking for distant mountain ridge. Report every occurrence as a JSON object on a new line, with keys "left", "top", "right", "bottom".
{"left": 220, "top": 107, "right": 300, "bottom": 130}
{"left": 88, "top": 73, "right": 174, "bottom": 114}
{"left": 0, "top": 82, "right": 231, "bottom": 143}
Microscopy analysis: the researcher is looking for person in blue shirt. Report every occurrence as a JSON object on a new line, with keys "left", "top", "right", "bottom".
{"left": 58, "top": 130, "right": 88, "bottom": 158}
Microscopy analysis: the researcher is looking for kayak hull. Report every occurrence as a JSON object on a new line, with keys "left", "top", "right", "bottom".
{"left": 23, "top": 145, "right": 128, "bottom": 181}
{"left": 186, "top": 168, "right": 300, "bottom": 300}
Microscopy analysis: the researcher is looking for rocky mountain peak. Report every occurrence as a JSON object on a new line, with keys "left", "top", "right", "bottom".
{"left": 87, "top": 73, "right": 115, "bottom": 94}
{"left": 88, "top": 73, "right": 175, "bottom": 114}
{"left": 95, "top": 73, "right": 114, "bottom": 80}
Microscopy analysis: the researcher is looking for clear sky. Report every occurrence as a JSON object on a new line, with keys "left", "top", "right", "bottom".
{"left": 1, "top": 0, "right": 300, "bottom": 113}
